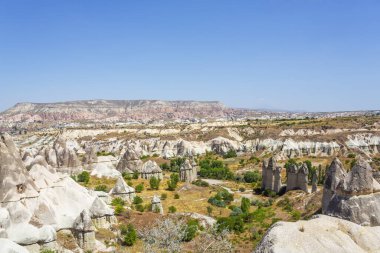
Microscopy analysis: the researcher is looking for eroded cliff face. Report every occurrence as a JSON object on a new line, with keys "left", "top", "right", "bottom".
{"left": 0, "top": 133, "right": 116, "bottom": 252}
{"left": 14, "top": 125, "right": 380, "bottom": 168}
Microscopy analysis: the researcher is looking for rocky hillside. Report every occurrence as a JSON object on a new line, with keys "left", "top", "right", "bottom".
{"left": 0, "top": 100, "right": 236, "bottom": 123}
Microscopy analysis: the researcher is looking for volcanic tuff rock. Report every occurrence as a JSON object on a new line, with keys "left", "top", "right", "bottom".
{"left": 116, "top": 149, "right": 143, "bottom": 173}
{"left": 109, "top": 177, "right": 136, "bottom": 203}
{"left": 254, "top": 215, "right": 380, "bottom": 253}
{"left": 140, "top": 160, "right": 163, "bottom": 180}
{"left": 323, "top": 157, "right": 380, "bottom": 226}
{"left": 179, "top": 159, "right": 198, "bottom": 183}
{"left": 0, "top": 133, "right": 115, "bottom": 251}
{"left": 261, "top": 157, "right": 282, "bottom": 193}
{"left": 90, "top": 155, "right": 121, "bottom": 179}
{"left": 286, "top": 163, "right": 309, "bottom": 193}
{"left": 72, "top": 209, "right": 96, "bottom": 251}
{"left": 151, "top": 195, "right": 163, "bottom": 215}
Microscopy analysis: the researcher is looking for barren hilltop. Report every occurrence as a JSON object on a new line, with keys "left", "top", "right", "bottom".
{"left": 1, "top": 100, "right": 379, "bottom": 129}
{"left": 0, "top": 100, "right": 231, "bottom": 123}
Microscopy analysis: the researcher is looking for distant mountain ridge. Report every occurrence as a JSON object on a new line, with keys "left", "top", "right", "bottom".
{"left": 0, "top": 99, "right": 235, "bottom": 123}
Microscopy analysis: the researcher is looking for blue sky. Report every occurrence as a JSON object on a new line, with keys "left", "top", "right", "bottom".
{"left": 0, "top": 1, "right": 379, "bottom": 112}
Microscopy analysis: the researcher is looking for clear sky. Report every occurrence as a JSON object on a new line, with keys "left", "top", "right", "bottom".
{"left": 0, "top": 1, "right": 379, "bottom": 112}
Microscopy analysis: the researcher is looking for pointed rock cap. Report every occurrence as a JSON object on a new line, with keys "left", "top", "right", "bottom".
{"left": 122, "top": 149, "right": 140, "bottom": 161}
{"left": 324, "top": 158, "right": 346, "bottom": 191}
{"left": 268, "top": 157, "right": 277, "bottom": 170}
{"left": 89, "top": 197, "right": 114, "bottom": 217}
{"left": 73, "top": 209, "right": 94, "bottom": 232}
{"left": 299, "top": 163, "right": 309, "bottom": 175}
{"left": 109, "top": 177, "right": 135, "bottom": 195}
{"left": 286, "top": 163, "right": 299, "bottom": 174}
{"left": 0, "top": 133, "right": 40, "bottom": 203}
{"left": 336, "top": 156, "right": 374, "bottom": 196}
{"left": 141, "top": 160, "right": 162, "bottom": 174}
{"left": 180, "top": 159, "right": 192, "bottom": 171}
{"left": 152, "top": 195, "right": 161, "bottom": 204}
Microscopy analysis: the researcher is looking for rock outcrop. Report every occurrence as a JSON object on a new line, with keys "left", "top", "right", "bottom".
{"left": 286, "top": 163, "right": 309, "bottom": 193}
{"left": 109, "top": 177, "right": 136, "bottom": 203}
{"left": 254, "top": 215, "right": 380, "bottom": 253}
{"left": 140, "top": 160, "right": 163, "bottom": 180}
{"left": 179, "top": 159, "right": 197, "bottom": 183}
{"left": 0, "top": 133, "right": 115, "bottom": 251}
{"left": 151, "top": 195, "right": 163, "bottom": 215}
{"left": 116, "top": 149, "right": 143, "bottom": 173}
{"left": 72, "top": 209, "right": 96, "bottom": 251}
{"left": 311, "top": 171, "right": 318, "bottom": 193}
{"left": 322, "top": 157, "right": 380, "bottom": 226}
{"left": 261, "top": 157, "right": 282, "bottom": 193}
{"left": 90, "top": 155, "right": 121, "bottom": 179}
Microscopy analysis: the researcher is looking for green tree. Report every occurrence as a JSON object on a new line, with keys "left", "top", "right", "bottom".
{"left": 135, "top": 184, "right": 144, "bottom": 193}
{"left": 133, "top": 196, "right": 143, "bottom": 205}
{"left": 167, "top": 173, "right": 180, "bottom": 191}
{"left": 111, "top": 197, "right": 125, "bottom": 207}
{"left": 121, "top": 224, "right": 137, "bottom": 246}
{"left": 183, "top": 219, "right": 199, "bottom": 242}
{"left": 243, "top": 171, "right": 260, "bottom": 183}
{"left": 241, "top": 197, "right": 251, "bottom": 213}
{"left": 77, "top": 171, "right": 90, "bottom": 184}
{"left": 149, "top": 177, "right": 160, "bottom": 190}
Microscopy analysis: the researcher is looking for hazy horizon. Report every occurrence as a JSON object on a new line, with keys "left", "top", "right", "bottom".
{"left": 1, "top": 1, "right": 379, "bottom": 112}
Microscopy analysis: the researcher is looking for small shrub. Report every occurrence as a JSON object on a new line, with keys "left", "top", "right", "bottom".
{"left": 149, "top": 177, "right": 160, "bottom": 190}
{"left": 97, "top": 151, "right": 115, "bottom": 157}
{"left": 133, "top": 196, "right": 143, "bottom": 205}
{"left": 135, "top": 184, "right": 144, "bottom": 193}
{"left": 243, "top": 171, "right": 260, "bottom": 183}
{"left": 122, "top": 172, "right": 132, "bottom": 181}
{"left": 223, "top": 149, "right": 237, "bottom": 159}
{"left": 111, "top": 197, "right": 125, "bottom": 207}
{"left": 168, "top": 206, "right": 177, "bottom": 213}
{"left": 77, "top": 171, "right": 90, "bottom": 184}
{"left": 216, "top": 216, "right": 245, "bottom": 233}
{"left": 120, "top": 224, "right": 137, "bottom": 246}
{"left": 174, "top": 193, "right": 180, "bottom": 199}
{"left": 241, "top": 197, "right": 251, "bottom": 213}
{"left": 161, "top": 193, "right": 167, "bottom": 200}
{"left": 94, "top": 185, "right": 108, "bottom": 192}
{"left": 114, "top": 205, "right": 125, "bottom": 215}
{"left": 40, "top": 250, "right": 56, "bottom": 253}
{"left": 208, "top": 190, "right": 234, "bottom": 208}
{"left": 135, "top": 204, "right": 145, "bottom": 212}
{"left": 239, "top": 187, "right": 246, "bottom": 192}
{"left": 183, "top": 219, "right": 199, "bottom": 242}
{"left": 167, "top": 173, "right": 180, "bottom": 191}
{"left": 132, "top": 172, "right": 139, "bottom": 179}
{"left": 291, "top": 210, "right": 301, "bottom": 221}
{"left": 192, "top": 179, "right": 209, "bottom": 187}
